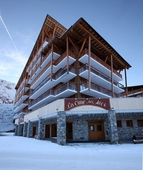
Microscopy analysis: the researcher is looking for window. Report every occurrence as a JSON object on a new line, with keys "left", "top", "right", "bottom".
{"left": 89, "top": 125, "right": 94, "bottom": 131}
{"left": 137, "top": 120, "right": 143, "bottom": 127}
{"left": 117, "top": 120, "right": 122, "bottom": 127}
{"left": 97, "top": 125, "right": 102, "bottom": 131}
{"left": 126, "top": 120, "right": 133, "bottom": 127}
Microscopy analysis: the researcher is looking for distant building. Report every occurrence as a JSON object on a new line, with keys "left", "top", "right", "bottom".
{"left": 121, "top": 85, "right": 143, "bottom": 97}
{"left": 14, "top": 15, "right": 143, "bottom": 145}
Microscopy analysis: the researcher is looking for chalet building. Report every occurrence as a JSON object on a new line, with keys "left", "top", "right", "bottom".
{"left": 121, "top": 85, "right": 143, "bottom": 97}
{"left": 14, "top": 15, "right": 143, "bottom": 145}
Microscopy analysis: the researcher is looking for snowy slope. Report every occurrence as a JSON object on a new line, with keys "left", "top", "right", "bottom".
{"left": 0, "top": 79, "right": 15, "bottom": 132}
{"left": 0, "top": 104, "right": 15, "bottom": 132}
{"left": 0, "top": 79, "right": 15, "bottom": 104}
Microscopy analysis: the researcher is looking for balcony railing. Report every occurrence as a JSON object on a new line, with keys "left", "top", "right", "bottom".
{"left": 31, "top": 61, "right": 51, "bottom": 86}
{"left": 16, "top": 78, "right": 29, "bottom": 98}
{"left": 28, "top": 41, "right": 49, "bottom": 74}
{"left": 54, "top": 67, "right": 76, "bottom": 80}
{"left": 15, "top": 89, "right": 29, "bottom": 105}
{"left": 29, "top": 89, "right": 53, "bottom": 107}
{"left": 80, "top": 81, "right": 119, "bottom": 97}
{"left": 29, "top": 49, "right": 76, "bottom": 85}
{"left": 29, "top": 47, "right": 53, "bottom": 77}
{"left": 54, "top": 50, "right": 76, "bottom": 66}
{"left": 79, "top": 64, "right": 124, "bottom": 89}
{"left": 30, "top": 66, "right": 76, "bottom": 97}
{"left": 30, "top": 75, "right": 51, "bottom": 96}
{"left": 29, "top": 82, "right": 77, "bottom": 108}
{"left": 54, "top": 82, "right": 77, "bottom": 95}
{"left": 80, "top": 48, "right": 122, "bottom": 78}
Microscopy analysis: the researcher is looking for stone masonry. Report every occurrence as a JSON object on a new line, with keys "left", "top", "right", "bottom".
{"left": 108, "top": 110, "right": 119, "bottom": 144}
{"left": 23, "top": 122, "right": 27, "bottom": 137}
{"left": 15, "top": 124, "right": 18, "bottom": 136}
{"left": 73, "top": 119, "right": 88, "bottom": 141}
{"left": 27, "top": 121, "right": 32, "bottom": 137}
{"left": 38, "top": 118, "right": 45, "bottom": 139}
{"left": 116, "top": 112, "right": 143, "bottom": 141}
{"left": 57, "top": 111, "right": 66, "bottom": 145}
{"left": 18, "top": 123, "right": 23, "bottom": 136}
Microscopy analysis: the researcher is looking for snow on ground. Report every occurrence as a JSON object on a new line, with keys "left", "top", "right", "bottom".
{"left": 0, "top": 133, "right": 142, "bottom": 170}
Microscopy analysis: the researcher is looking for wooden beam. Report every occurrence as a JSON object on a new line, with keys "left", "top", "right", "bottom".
{"left": 78, "top": 35, "right": 89, "bottom": 44}
{"left": 78, "top": 23, "right": 126, "bottom": 68}
{"left": 71, "top": 28, "right": 81, "bottom": 39}
{"left": 54, "top": 44, "right": 61, "bottom": 54}
{"left": 45, "top": 17, "right": 66, "bottom": 32}
{"left": 50, "top": 44, "right": 53, "bottom": 80}
{"left": 124, "top": 68, "right": 128, "bottom": 97}
{"left": 78, "top": 38, "right": 86, "bottom": 57}
{"left": 105, "top": 56, "right": 108, "bottom": 63}
{"left": 52, "top": 25, "right": 57, "bottom": 37}
{"left": 42, "top": 30, "right": 44, "bottom": 43}
{"left": 111, "top": 55, "right": 114, "bottom": 97}
{"left": 69, "top": 37, "right": 76, "bottom": 49}
{"left": 66, "top": 36, "right": 69, "bottom": 74}
{"left": 43, "top": 28, "right": 50, "bottom": 37}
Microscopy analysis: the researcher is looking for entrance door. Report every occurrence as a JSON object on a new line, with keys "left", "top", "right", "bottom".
{"left": 51, "top": 124, "right": 57, "bottom": 137}
{"left": 66, "top": 122, "right": 73, "bottom": 140}
{"left": 45, "top": 124, "right": 50, "bottom": 138}
{"left": 33, "top": 126, "right": 36, "bottom": 137}
{"left": 88, "top": 121, "right": 105, "bottom": 141}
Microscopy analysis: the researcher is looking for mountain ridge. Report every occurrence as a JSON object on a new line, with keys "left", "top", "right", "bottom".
{"left": 0, "top": 79, "right": 15, "bottom": 104}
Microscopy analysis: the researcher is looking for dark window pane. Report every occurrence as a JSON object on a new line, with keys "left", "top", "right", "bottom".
{"left": 137, "top": 120, "right": 143, "bottom": 127}
{"left": 117, "top": 120, "right": 122, "bottom": 127}
{"left": 126, "top": 120, "right": 133, "bottom": 127}
{"left": 97, "top": 125, "right": 102, "bottom": 131}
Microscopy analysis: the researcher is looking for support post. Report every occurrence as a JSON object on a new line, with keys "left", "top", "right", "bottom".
{"left": 124, "top": 68, "right": 128, "bottom": 97}
{"left": 27, "top": 120, "right": 32, "bottom": 138}
{"left": 57, "top": 111, "right": 66, "bottom": 145}
{"left": 88, "top": 36, "right": 91, "bottom": 90}
{"left": 18, "top": 124, "right": 23, "bottom": 136}
{"left": 38, "top": 118, "right": 44, "bottom": 140}
{"left": 50, "top": 44, "right": 53, "bottom": 80}
{"left": 108, "top": 109, "right": 119, "bottom": 144}
{"left": 23, "top": 122, "right": 27, "bottom": 137}
{"left": 111, "top": 55, "right": 114, "bottom": 97}
{"left": 66, "top": 36, "right": 69, "bottom": 73}
{"left": 15, "top": 124, "right": 18, "bottom": 136}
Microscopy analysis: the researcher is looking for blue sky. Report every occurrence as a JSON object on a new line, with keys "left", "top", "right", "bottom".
{"left": 0, "top": 0, "right": 143, "bottom": 86}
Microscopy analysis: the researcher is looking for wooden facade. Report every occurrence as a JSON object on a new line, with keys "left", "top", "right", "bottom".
{"left": 14, "top": 15, "right": 131, "bottom": 119}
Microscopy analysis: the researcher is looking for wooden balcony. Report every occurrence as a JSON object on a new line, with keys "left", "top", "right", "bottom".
{"left": 80, "top": 48, "right": 122, "bottom": 79}
{"left": 29, "top": 82, "right": 77, "bottom": 109}
{"left": 80, "top": 81, "right": 119, "bottom": 98}
{"left": 79, "top": 64, "right": 124, "bottom": 89}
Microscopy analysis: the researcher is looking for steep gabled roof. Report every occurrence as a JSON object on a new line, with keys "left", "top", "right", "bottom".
{"left": 16, "top": 15, "right": 131, "bottom": 89}
{"left": 60, "top": 17, "right": 131, "bottom": 70}
{"left": 16, "top": 15, "right": 66, "bottom": 89}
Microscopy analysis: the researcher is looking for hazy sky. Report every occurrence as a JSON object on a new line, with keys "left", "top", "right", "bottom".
{"left": 0, "top": 0, "right": 143, "bottom": 86}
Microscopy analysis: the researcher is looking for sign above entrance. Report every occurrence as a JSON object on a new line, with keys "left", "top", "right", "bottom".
{"left": 65, "top": 98, "right": 110, "bottom": 110}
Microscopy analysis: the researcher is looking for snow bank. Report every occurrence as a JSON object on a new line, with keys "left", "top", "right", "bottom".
{"left": 0, "top": 134, "right": 142, "bottom": 170}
